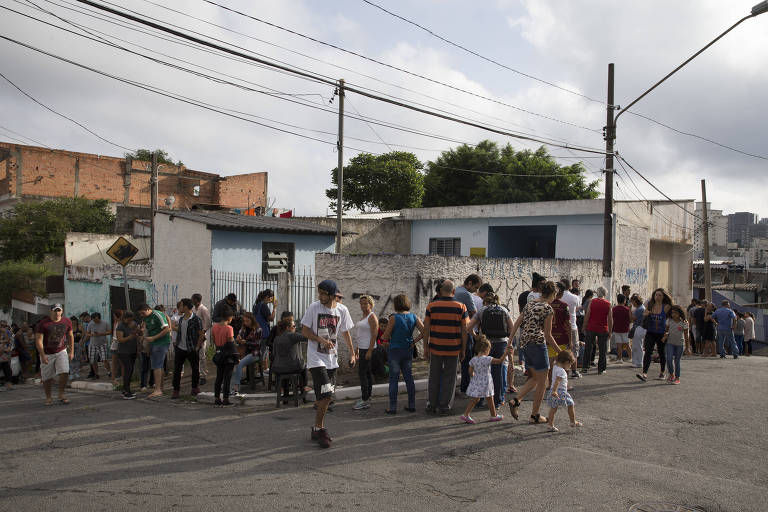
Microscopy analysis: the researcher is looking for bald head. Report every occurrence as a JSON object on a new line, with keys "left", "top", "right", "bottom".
{"left": 439, "top": 279, "right": 456, "bottom": 296}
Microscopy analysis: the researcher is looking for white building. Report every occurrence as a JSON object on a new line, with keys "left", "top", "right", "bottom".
{"left": 694, "top": 202, "right": 728, "bottom": 259}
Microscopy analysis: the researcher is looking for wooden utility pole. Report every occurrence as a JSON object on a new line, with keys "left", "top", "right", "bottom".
{"left": 335, "top": 79, "right": 345, "bottom": 254}
{"left": 602, "top": 63, "right": 615, "bottom": 293}
{"left": 701, "top": 179, "right": 712, "bottom": 301}
{"left": 150, "top": 151, "right": 158, "bottom": 260}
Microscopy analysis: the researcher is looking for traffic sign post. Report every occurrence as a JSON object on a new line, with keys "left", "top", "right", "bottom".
{"left": 106, "top": 237, "right": 140, "bottom": 312}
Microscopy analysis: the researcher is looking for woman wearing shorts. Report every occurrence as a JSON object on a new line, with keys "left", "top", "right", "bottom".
{"left": 507, "top": 281, "right": 563, "bottom": 425}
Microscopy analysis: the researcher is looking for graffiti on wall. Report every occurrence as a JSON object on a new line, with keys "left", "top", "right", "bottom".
{"left": 624, "top": 268, "right": 648, "bottom": 285}
{"left": 152, "top": 282, "right": 179, "bottom": 308}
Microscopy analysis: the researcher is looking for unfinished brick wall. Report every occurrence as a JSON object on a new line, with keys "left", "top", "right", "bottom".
{"left": 0, "top": 142, "right": 266, "bottom": 210}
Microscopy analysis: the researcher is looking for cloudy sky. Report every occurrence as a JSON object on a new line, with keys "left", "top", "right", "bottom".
{"left": 1, "top": 0, "right": 766, "bottom": 218}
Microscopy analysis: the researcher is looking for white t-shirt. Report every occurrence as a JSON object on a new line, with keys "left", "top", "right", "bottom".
{"left": 560, "top": 290, "right": 580, "bottom": 329}
{"left": 549, "top": 365, "right": 568, "bottom": 393}
{"left": 301, "top": 300, "right": 354, "bottom": 370}
{"left": 471, "top": 294, "right": 484, "bottom": 334}
{"left": 354, "top": 312, "right": 374, "bottom": 350}
{"left": 527, "top": 291, "right": 541, "bottom": 303}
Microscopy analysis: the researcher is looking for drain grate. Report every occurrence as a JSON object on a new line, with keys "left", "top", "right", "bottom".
{"left": 630, "top": 504, "right": 705, "bottom": 512}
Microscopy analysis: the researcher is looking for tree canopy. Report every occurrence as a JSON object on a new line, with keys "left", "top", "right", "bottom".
{"left": 0, "top": 260, "right": 49, "bottom": 310}
{"left": 422, "top": 140, "right": 600, "bottom": 207}
{"left": 124, "top": 149, "right": 182, "bottom": 166}
{"left": 326, "top": 151, "right": 424, "bottom": 212}
{"left": 0, "top": 197, "right": 116, "bottom": 262}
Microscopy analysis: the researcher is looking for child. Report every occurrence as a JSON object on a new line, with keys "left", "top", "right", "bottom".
{"left": 662, "top": 306, "right": 689, "bottom": 385}
{"left": 545, "top": 350, "right": 582, "bottom": 432}
{"left": 460, "top": 336, "right": 505, "bottom": 424}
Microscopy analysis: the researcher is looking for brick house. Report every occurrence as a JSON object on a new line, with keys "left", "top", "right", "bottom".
{"left": 0, "top": 142, "right": 268, "bottom": 212}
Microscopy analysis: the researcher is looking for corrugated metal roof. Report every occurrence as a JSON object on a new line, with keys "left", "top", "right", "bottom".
{"left": 159, "top": 210, "right": 336, "bottom": 235}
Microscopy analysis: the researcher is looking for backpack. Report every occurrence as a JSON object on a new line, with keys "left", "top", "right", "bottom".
{"left": 481, "top": 305, "right": 509, "bottom": 338}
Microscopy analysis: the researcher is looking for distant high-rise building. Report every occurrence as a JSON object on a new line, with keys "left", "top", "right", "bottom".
{"left": 727, "top": 212, "right": 757, "bottom": 247}
{"left": 694, "top": 202, "right": 728, "bottom": 259}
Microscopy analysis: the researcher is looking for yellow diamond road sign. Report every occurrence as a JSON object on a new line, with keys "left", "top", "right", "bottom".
{"left": 106, "top": 236, "right": 139, "bottom": 267}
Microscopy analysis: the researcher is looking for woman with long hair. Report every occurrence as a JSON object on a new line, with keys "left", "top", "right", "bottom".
{"left": 636, "top": 288, "right": 672, "bottom": 382}
{"left": 230, "top": 312, "right": 262, "bottom": 396}
{"left": 380, "top": 294, "right": 424, "bottom": 414}
{"left": 507, "top": 281, "right": 564, "bottom": 425}
{"left": 702, "top": 302, "right": 717, "bottom": 357}
{"left": 353, "top": 295, "right": 378, "bottom": 410}
{"left": 212, "top": 306, "right": 239, "bottom": 406}
{"left": 252, "top": 289, "right": 276, "bottom": 341}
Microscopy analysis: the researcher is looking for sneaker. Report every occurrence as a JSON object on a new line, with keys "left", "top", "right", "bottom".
{"left": 214, "top": 398, "right": 222, "bottom": 407}
{"left": 140, "top": 387, "right": 148, "bottom": 392}
{"left": 222, "top": 400, "right": 234, "bottom": 406}
{"left": 317, "top": 428, "right": 332, "bottom": 449}
{"left": 122, "top": 392, "right": 136, "bottom": 400}
{"left": 191, "top": 387, "right": 200, "bottom": 396}
{"left": 311, "top": 428, "right": 333, "bottom": 442}
{"left": 673, "top": 378, "right": 681, "bottom": 385}
{"left": 488, "top": 414, "right": 503, "bottom": 422}
{"left": 657, "top": 373, "right": 665, "bottom": 380}
{"left": 667, "top": 375, "right": 675, "bottom": 383}
{"left": 460, "top": 415, "right": 476, "bottom": 424}
{"left": 571, "top": 370, "right": 582, "bottom": 379}
{"left": 199, "top": 377, "right": 207, "bottom": 386}
{"left": 353, "top": 399, "right": 367, "bottom": 410}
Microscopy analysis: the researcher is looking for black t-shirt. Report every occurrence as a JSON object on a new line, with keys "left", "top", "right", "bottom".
{"left": 517, "top": 291, "right": 531, "bottom": 313}
{"left": 116, "top": 322, "right": 138, "bottom": 354}
{"left": 692, "top": 307, "right": 706, "bottom": 331}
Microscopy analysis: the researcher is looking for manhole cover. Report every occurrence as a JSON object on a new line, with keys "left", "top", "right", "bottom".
{"left": 629, "top": 504, "right": 704, "bottom": 512}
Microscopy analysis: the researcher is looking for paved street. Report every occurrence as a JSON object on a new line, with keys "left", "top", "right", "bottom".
{"left": 2, "top": 355, "right": 766, "bottom": 512}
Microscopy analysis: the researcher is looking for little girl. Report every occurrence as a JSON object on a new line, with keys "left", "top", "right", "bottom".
{"left": 545, "top": 350, "right": 582, "bottom": 432}
{"left": 662, "top": 306, "right": 689, "bottom": 384}
{"left": 460, "top": 336, "right": 504, "bottom": 424}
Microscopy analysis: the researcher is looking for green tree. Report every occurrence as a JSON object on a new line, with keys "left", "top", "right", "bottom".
{"left": 422, "top": 140, "right": 599, "bottom": 207}
{"left": 124, "top": 149, "right": 182, "bottom": 166}
{"left": 326, "top": 152, "right": 424, "bottom": 212}
{"left": 0, "top": 259, "right": 49, "bottom": 310}
{"left": 0, "top": 197, "right": 116, "bottom": 262}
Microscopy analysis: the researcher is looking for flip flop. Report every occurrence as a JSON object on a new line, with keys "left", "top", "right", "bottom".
{"left": 58, "top": 398, "right": 70, "bottom": 405}
{"left": 636, "top": 373, "right": 647, "bottom": 382}
{"left": 148, "top": 392, "right": 163, "bottom": 399}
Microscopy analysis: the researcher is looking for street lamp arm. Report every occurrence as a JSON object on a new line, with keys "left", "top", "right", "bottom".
{"left": 614, "top": 13, "right": 754, "bottom": 124}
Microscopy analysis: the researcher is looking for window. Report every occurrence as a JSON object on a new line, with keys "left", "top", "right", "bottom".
{"left": 488, "top": 226, "right": 556, "bottom": 258}
{"left": 262, "top": 242, "right": 295, "bottom": 277}
{"left": 429, "top": 237, "right": 461, "bottom": 256}
{"left": 192, "top": 184, "right": 200, "bottom": 197}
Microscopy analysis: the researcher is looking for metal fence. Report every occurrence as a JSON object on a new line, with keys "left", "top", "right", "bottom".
{"left": 211, "top": 270, "right": 315, "bottom": 322}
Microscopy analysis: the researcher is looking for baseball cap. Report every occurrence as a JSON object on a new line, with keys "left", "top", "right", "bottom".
{"left": 318, "top": 279, "right": 343, "bottom": 298}
{"left": 50, "top": 304, "right": 63, "bottom": 311}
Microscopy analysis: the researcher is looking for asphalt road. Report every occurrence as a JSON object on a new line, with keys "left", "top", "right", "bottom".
{"left": 1, "top": 355, "right": 766, "bottom": 512}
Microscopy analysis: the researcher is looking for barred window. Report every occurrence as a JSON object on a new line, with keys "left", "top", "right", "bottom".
{"left": 429, "top": 237, "right": 461, "bottom": 256}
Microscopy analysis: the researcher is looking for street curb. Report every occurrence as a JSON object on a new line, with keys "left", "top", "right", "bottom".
{"left": 196, "top": 378, "right": 431, "bottom": 405}
{"left": 31, "top": 378, "right": 114, "bottom": 392}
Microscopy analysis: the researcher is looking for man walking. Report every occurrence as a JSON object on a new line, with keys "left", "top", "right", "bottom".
{"left": 191, "top": 293, "right": 211, "bottom": 385}
{"left": 559, "top": 279, "right": 582, "bottom": 378}
{"left": 712, "top": 300, "right": 738, "bottom": 359}
{"left": 582, "top": 287, "right": 612, "bottom": 375}
{"left": 172, "top": 298, "right": 204, "bottom": 399}
{"left": 423, "top": 280, "right": 468, "bottom": 416}
{"left": 301, "top": 280, "right": 355, "bottom": 448}
{"left": 35, "top": 304, "right": 74, "bottom": 405}
{"left": 84, "top": 312, "right": 111, "bottom": 380}
{"left": 454, "top": 274, "right": 481, "bottom": 397}
{"left": 137, "top": 304, "right": 172, "bottom": 398}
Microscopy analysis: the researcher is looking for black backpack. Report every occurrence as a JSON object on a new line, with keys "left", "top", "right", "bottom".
{"left": 481, "top": 305, "right": 509, "bottom": 338}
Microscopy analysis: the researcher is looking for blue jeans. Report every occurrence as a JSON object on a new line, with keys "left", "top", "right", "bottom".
{"left": 734, "top": 335, "right": 744, "bottom": 355}
{"left": 231, "top": 352, "right": 259, "bottom": 391}
{"left": 665, "top": 344, "right": 683, "bottom": 378}
{"left": 388, "top": 347, "right": 415, "bottom": 410}
{"left": 149, "top": 343, "right": 169, "bottom": 369}
{"left": 490, "top": 341, "right": 507, "bottom": 407}
{"left": 716, "top": 330, "right": 737, "bottom": 357}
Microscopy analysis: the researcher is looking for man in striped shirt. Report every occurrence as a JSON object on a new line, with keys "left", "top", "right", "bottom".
{"left": 423, "top": 280, "right": 468, "bottom": 416}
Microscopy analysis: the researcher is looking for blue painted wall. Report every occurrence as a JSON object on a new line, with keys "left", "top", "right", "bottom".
{"left": 64, "top": 276, "right": 154, "bottom": 320}
{"left": 210, "top": 230, "right": 334, "bottom": 274}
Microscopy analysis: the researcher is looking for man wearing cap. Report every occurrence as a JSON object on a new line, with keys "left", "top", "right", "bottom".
{"left": 301, "top": 280, "right": 356, "bottom": 448}
{"left": 35, "top": 304, "right": 74, "bottom": 405}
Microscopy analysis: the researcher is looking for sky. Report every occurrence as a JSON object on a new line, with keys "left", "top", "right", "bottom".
{"left": 0, "top": 0, "right": 766, "bottom": 219}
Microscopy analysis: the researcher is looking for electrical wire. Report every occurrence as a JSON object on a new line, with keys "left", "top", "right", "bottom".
{"left": 0, "top": 123, "right": 51, "bottom": 148}
{"left": 360, "top": 0, "right": 604, "bottom": 104}
{"left": 0, "top": 69, "right": 135, "bottom": 151}
{"left": 199, "top": 0, "right": 601, "bottom": 134}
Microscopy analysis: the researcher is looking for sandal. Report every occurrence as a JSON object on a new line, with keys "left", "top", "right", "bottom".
{"left": 507, "top": 386, "right": 518, "bottom": 394}
{"left": 508, "top": 398, "right": 520, "bottom": 420}
{"left": 570, "top": 421, "right": 583, "bottom": 427}
{"left": 547, "top": 425, "right": 559, "bottom": 432}
{"left": 44, "top": 399, "right": 54, "bottom": 406}
{"left": 529, "top": 414, "right": 548, "bottom": 424}
{"left": 58, "top": 398, "right": 70, "bottom": 405}
{"left": 636, "top": 373, "right": 647, "bottom": 382}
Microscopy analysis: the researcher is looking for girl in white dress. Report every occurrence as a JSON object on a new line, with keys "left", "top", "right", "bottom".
{"left": 460, "top": 336, "right": 505, "bottom": 424}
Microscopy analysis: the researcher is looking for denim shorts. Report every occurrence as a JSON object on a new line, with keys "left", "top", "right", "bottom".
{"left": 149, "top": 343, "right": 169, "bottom": 369}
{"left": 520, "top": 343, "right": 549, "bottom": 372}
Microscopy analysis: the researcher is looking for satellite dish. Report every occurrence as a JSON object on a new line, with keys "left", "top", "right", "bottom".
{"left": 165, "top": 194, "right": 176, "bottom": 208}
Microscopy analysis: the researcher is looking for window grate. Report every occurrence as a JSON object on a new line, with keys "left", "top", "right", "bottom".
{"left": 429, "top": 237, "right": 461, "bottom": 256}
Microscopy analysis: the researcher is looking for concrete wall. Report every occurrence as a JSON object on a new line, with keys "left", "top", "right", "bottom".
{"left": 210, "top": 230, "right": 334, "bottom": 275}
{"left": 316, "top": 253, "right": 603, "bottom": 321}
{"left": 64, "top": 263, "right": 153, "bottom": 318}
{"left": 294, "top": 217, "right": 410, "bottom": 255}
{"left": 153, "top": 213, "right": 212, "bottom": 308}
{"left": 65, "top": 232, "right": 150, "bottom": 266}
{"left": 409, "top": 214, "right": 603, "bottom": 259}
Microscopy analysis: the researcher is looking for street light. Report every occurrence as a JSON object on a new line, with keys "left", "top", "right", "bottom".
{"left": 600, "top": 1, "right": 767, "bottom": 294}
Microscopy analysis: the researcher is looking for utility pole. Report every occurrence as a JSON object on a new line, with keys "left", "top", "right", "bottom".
{"left": 701, "top": 180, "right": 712, "bottom": 301}
{"left": 602, "top": 63, "right": 615, "bottom": 293}
{"left": 335, "top": 78, "right": 345, "bottom": 254}
{"left": 150, "top": 151, "right": 158, "bottom": 260}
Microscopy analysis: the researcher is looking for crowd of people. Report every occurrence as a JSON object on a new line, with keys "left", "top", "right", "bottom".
{"left": 0, "top": 272, "right": 759, "bottom": 447}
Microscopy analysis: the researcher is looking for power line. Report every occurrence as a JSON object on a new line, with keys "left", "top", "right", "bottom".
{"left": 199, "top": 0, "right": 601, "bottom": 134}
{"left": 0, "top": 123, "right": 51, "bottom": 148}
{"left": 0, "top": 70, "right": 134, "bottom": 151}
{"left": 69, "top": 0, "right": 610, "bottom": 155}
{"left": 360, "top": 0, "right": 604, "bottom": 105}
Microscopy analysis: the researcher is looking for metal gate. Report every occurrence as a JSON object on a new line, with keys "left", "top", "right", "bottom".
{"left": 211, "top": 270, "right": 315, "bottom": 322}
